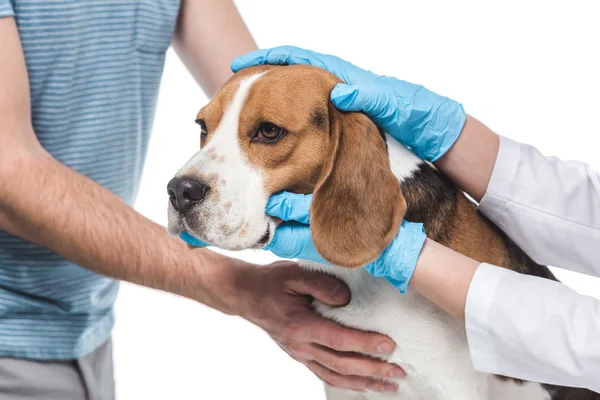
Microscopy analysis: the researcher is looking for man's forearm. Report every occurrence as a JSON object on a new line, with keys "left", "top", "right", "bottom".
{"left": 0, "top": 142, "right": 246, "bottom": 315}
{"left": 435, "top": 115, "right": 500, "bottom": 202}
{"left": 174, "top": 0, "right": 257, "bottom": 97}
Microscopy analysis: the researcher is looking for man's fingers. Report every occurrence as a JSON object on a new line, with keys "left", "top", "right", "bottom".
{"left": 310, "top": 344, "right": 405, "bottom": 379}
{"left": 285, "top": 272, "right": 350, "bottom": 306}
{"left": 307, "top": 361, "right": 398, "bottom": 393}
{"left": 305, "top": 315, "right": 396, "bottom": 355}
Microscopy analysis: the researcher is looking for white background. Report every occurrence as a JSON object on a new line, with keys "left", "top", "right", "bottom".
{"left": 114, "top": 1, "right": 600, "bottom": 399}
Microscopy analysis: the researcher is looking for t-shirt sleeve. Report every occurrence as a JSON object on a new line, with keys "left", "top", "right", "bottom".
{"left": 0, "top": 1, "right": 14, "bottom": 18}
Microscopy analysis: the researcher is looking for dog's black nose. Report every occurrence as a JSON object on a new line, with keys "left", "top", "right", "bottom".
{"left": 167, "top": 177, "right": 209, "bottom": 213}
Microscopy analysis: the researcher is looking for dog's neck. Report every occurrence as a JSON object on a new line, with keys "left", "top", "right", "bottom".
{"left": 385, "top": 134, "right": 423, "bottom": 183}
{"left": 386, "top": 135, "right": 460, "bottom": 244}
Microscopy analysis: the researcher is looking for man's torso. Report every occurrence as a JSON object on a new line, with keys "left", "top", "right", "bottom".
{"left": 0, "top": 0, "right": 180, "bottom": 360}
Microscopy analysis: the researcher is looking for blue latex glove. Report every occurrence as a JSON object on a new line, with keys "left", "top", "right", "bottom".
{"left": 232, "top": 46, "right": 467, "bottom": 162}
{"left": 180, "top": 231, "right": 208, "bottom": 247}
{"left": 179, "top": 194, "right": 314, "bottom": 252}
{"left": 180, "top": 220, "right": 326, "bottom": 262}
{"left": 265, "top": 192, "right": 427, "bottom": 294}
{"left": 180, "top": 192, "right": 427, "bottom": 293}
{"left": 263, "top": 193, "right": 325, "bottom": 263}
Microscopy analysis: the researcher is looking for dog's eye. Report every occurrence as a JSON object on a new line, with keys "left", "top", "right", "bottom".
{"left": 254, "top": 122, "right": 286, "bottom": 142}
{"left": 195, "top": 118, "right": 208, "bottom": 138}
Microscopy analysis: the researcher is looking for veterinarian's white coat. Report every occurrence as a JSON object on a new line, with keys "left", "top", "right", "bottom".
{"left": 467, "top": 136, "right": 600, "bottom": 392}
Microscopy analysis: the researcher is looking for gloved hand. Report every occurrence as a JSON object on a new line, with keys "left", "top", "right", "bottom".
{"left": 264, "top": 192, "right": 427, "bottom": 294}
{"left": 180, "top": 192, "right": 427, "bottom": 293}
{"left": 263, "top": 193, "right": 324, "bottom": 263}
{"left": 232, "top": 46, "right": 466, "bottom": 162}
{"left": 178, "top": 196, "right": 323, "bottom": 261}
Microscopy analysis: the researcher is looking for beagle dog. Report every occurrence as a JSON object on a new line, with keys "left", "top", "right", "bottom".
{"left": 167, "top": 65, "right": 599, "bottom": 400}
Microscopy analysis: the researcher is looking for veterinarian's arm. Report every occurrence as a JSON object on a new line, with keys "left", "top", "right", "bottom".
{"left": 411, "top": 240, "right": 600, "bottom": 392}
{"left": 0, "top": 18, "right": 400, "bottom": 393}
{"left": 234, "top": 47, "right": 600, "bottom": 277}
{"left": 437, "top": 116, "right": 600, "bottom": 277}
{"left": 173, "top": 0, "right": 257, "bottom": 97}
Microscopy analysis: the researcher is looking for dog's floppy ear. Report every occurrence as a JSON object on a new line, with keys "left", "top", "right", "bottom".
{"left": 310, "top": 105, "right": 406, "bottom": 268}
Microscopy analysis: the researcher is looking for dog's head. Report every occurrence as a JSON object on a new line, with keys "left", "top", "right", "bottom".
{"left": 167, "top": 65, "right": 406, "bottom": 267}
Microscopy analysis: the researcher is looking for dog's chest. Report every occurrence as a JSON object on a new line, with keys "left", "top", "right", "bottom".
{"left": 298, "top": 260, "right": 553, "bottom": 400}
{"left": 298, "top": 260, "right": 473, "bottom": 399}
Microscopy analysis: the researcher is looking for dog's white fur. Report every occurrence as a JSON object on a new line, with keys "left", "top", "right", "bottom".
{"left": 168, "top": 73, "right": 550, "bottom": 400}
{"left": 168, "top": 73, "right": 277, "bottom": 250}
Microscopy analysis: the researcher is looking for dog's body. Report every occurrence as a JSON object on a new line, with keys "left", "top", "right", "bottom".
{"left": 167, "top": 65, "right": 599, "bottom": 399}
{"left": 302, "top": 138, "right": 561, "bottom": 400}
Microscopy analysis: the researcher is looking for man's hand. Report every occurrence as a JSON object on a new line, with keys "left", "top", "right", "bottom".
{"left": 235, "top": 261, "right": 404, "bottom": 393}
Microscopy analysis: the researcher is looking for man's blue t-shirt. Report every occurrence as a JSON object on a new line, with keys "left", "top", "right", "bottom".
{"left": 0, "top": 0, "right": 180, "bottom": 359}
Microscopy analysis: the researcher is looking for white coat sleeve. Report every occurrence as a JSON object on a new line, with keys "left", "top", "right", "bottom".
{"left": 477, "top": 136, "right": 600, "bottom": 276}
{"left": 465, "top": 264, "right": 600, "bottom": 391}
{"left": 465, "top": 136, "right": 600, "bottom": 390}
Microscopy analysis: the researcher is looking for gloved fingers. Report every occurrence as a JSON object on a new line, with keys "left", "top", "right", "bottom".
{"left": 376, "top": 75, "right": 423, "bottom": 96}
{"left": 180, "top": 232, "right": 209, "bottom": 247}
{"left": 232, "top": 46, "right": 326, "bottom": 71}
{"left": 266, "top": 191, "right": 312, "bottom": 224}
{"left": 232, "top": 46, "right": 334, "bottom": 72}
{"left": 364, "top": 221, "right": 427, "bottom": 294}
{"left": 331, "top": 83, "right": 397, "bottom": 123}
{"left": 263, "top": 222, "right": 327, "bottom": 264}
{"left": 263, "top": 222, "right": 310, "bottom": 257}
{"left": 231, "top": 46, "right": 364, "bottom": 85}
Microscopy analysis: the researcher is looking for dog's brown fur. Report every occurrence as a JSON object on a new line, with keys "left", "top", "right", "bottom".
{"left": 197, "top": 65, "right": 598, "bottom": 399}
{"left": 310, "top": 106, "right": 405, "bottom": 267}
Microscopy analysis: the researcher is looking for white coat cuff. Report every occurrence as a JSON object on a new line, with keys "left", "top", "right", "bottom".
{"left": 465, "top": 263, "right": 509, "bottom": 373}
{"left": 478, "top": 136, "right": 522, "bottom": 224}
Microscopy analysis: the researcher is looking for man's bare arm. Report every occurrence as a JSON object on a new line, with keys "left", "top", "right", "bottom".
{"left": 0, "top": 17, "right": 400, "bottom": 392}
{"left": 0, "top": 17, "right": 245, "bottom": 314}
{"left": 173, "top": 0, "right": 258, "bottom": 96}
